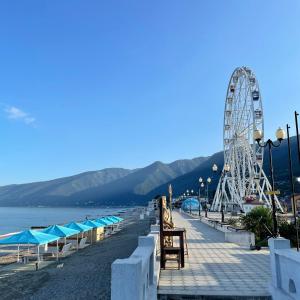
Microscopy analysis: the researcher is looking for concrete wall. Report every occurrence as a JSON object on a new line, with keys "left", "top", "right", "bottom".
{"left": 225, "top": 231, "right": 255, "bottom": 248}
{"left": 269, "top": 238, "right": 300, "bottom": 300}
{"left": 199, "top": 216, "right": 229, "bottom": 233}
{"left": 183, "top": 211, "right": 255, "bottom": 248}
{"left": 111, "top": 228, "right": 160, "bottom": 300}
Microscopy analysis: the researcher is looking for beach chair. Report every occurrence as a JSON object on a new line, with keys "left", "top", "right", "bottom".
{"left": 67, "top": 238, "right": 79, "bottom": 250}
{"left": 105, "top": 227, "right": 113, "bottom": 237}
{"left": 50, "top": 243, "right": 73, "bottom": 257}
{"left": 78, "top": 237, "right": 87, "bottom": 249}
{"left": 60, "top": 243, "right": 72, "bottom": 256}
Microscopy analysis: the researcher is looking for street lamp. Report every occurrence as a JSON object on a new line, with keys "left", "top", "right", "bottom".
{"left": 199, "top": 177, "right": 211, "bottom": 217}
{"left": 212, "top": 163, "right": 218, "bottom": 172}
{"left": 286, "top": 124, "right": 299, "bottom": 251}
{"left": 206, "top": 177, "right": 212, "bottom": 202}
{"left": 212, "top": 163, "right": 230, "bottom": 215}
{"left": 198, "top": 177, "right": 203, "bottom": 216}
{"left": 295, "top": 111, "right": 300, "bottom": 163}
{"left": 254, "top": 127, "right": 285, "bottom": 237}
{"left": 200, "top": 182, "right": 207, "bottom": 217}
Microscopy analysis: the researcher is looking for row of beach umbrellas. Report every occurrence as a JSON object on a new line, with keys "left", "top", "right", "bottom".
{"left": 0, "top": 215, "right": 124, "bottom": 261}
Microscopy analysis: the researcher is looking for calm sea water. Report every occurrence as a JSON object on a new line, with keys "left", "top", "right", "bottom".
{"left": 0, "top": 207, "right": 127, "bottom": 235}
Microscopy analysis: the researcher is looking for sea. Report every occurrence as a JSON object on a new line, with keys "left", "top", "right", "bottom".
{"left": 0, "top": 206, "right": 128, "bottom": 235}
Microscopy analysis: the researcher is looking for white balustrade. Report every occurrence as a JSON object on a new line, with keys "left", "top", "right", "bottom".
{"left": 111, "top": 229, "right": 160, "bottom": 300}
{"left": 268, "top": 237, "right": 300, "bottom": 300}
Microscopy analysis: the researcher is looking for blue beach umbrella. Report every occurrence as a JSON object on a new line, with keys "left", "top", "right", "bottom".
{"left": 42, "top": 225, "right": 80, "bottom": 251}
{"left": 64, "top": 222, "right": 92, "bottom": 250}
{"left": 0, "top": 229, "right": 60, "bottom": 261}
{"left": 103, "top": 217, "right": 117, "bottom": 225}
{"left": 42, "top": 225, "right": 80, "bottom": 238}
{"left": 93, "top": 218, "right": 111, "bottom": 226}
{"left": 107, "top": 216, "right": 119, "bottom": 223}
{"left": 96, "top": 217, "right": 114, "bottom": 225}
{"left": 0, "top": 229, "right": 59, "bottom": 245}
{"left": 81, "top": 219, "right": 105, "bottom": 245}
{"left": 110, "top": 216, "right": 123, "bottom": 222}
{"left": 104, "top": 217, "right": 118, "bottom": 224}
{"left": 64, "top": 222, "right": 92, "bottom": 233}
{"left": 113, "top": 216, "right": 124, "bottom": 222}
{"left": 81, "top": 219, "right": 105, "bottom": 228}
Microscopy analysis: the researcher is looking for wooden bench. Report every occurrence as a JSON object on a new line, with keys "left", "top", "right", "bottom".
{"left": 159, "top": 196, "right": 186, "bottom": 269}
{"left": 161, "top": 247, "right": 181, "bottom": 269}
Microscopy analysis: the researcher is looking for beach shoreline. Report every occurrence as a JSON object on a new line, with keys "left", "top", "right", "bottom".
{"left": 0, "top": 209, "right": 152, "bottom": 300}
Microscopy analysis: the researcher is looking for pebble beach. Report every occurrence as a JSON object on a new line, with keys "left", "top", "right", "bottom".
{"left": 0, "top": 210, "right": 152, "bottom": 300}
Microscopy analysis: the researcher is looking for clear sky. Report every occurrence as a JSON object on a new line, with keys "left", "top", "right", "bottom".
{"left": 0, "top": 1, "right": 300, "bottom": 185}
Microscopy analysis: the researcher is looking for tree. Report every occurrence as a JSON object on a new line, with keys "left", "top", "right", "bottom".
{"left": 279, "top": 219, "right": 299, "bottom": 247}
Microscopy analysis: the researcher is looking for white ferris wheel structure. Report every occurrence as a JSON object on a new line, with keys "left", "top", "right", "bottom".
{"left": 211, "top": 66, "right": 283, "bottom": 212}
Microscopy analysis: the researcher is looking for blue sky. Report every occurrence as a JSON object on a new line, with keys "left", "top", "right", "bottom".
{"left": 0, "top": 1, "right": 300, "bottom": 185}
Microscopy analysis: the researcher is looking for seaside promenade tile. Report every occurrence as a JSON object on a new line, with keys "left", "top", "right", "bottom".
{"left": 158, "top": 211, "right": 271, "bottom": 297}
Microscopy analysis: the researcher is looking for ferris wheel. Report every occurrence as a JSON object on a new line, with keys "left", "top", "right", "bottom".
{"left": 211, "top": 67, "right": 283, "bottom": 212}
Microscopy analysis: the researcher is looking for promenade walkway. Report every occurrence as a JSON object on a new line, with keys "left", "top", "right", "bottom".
{"left": 158, "top": 211, "right": 271, "bottom": 299}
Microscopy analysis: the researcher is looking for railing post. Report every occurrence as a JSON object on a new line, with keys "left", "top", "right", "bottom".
{"left": 268, "top": 238, "right": 290, "bottom": 289}
{"left": 111, "top": 258, "right": 143, "bottom": 300}
{"left": 138, "top": 236, "right": 155, "bottom": 285}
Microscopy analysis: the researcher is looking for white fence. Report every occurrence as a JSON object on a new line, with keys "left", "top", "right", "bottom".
{"left": 269, "top": 237, "right": 300, "bottom": 300}
{"left": 111, "top": 226, "right": 160, "bottom": 300}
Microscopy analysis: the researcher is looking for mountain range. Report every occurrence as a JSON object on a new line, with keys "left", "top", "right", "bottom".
{"left": 0, "top": 136, "right": 299, "bottom": 207}
{"left": 0, "top": 157, "right": 208, "bottom": 206}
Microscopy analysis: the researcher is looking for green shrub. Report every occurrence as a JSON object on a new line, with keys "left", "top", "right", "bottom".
{"left": 240, "top": 206, "right": 273, "bottom": 244}
{"left": 227, "top": 217, "right": 238, "bottom": 227}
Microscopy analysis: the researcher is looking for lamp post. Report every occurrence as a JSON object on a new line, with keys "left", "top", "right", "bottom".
{"left": 199, "top": 177, "right": 211, "bottom": 217}
{"left": 197, "top": 178, "right": 202, "bottom": 217}
{"left": 200, "top": 182, "right": 207, "bottom": 217}
{"left": 295, "top": 111, "right": 300, "bottom": 163}
{"left": 198, "top": 177, "right": 202, "bottom": 216}
{"left": 254, "top": 127, "right": 285, "bottom": 237}
{"left": 286, "top": 124, "right": 299, "bottom": 251}
{"left": 212, "top": 163, "right": 230, "bottom": 215}
{"left": 221, "top": 204, "right": 225, "bottom": 223}
{"left": 199, "top": 177, "right": 212, "bottom": 203}
{"left": 206, "top": 177, "right": 212, "bottom": 203}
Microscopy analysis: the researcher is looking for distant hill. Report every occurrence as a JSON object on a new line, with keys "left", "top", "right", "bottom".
{"left": 0, "top": 157, "right": 207, "bottom": 206}
{"left": 0, "top": 136, "right": 299, "bottom": 207}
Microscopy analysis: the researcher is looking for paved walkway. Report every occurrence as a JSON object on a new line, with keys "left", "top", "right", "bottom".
{"left": 158, "top": 211, "right": 271, "bottom": 298}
